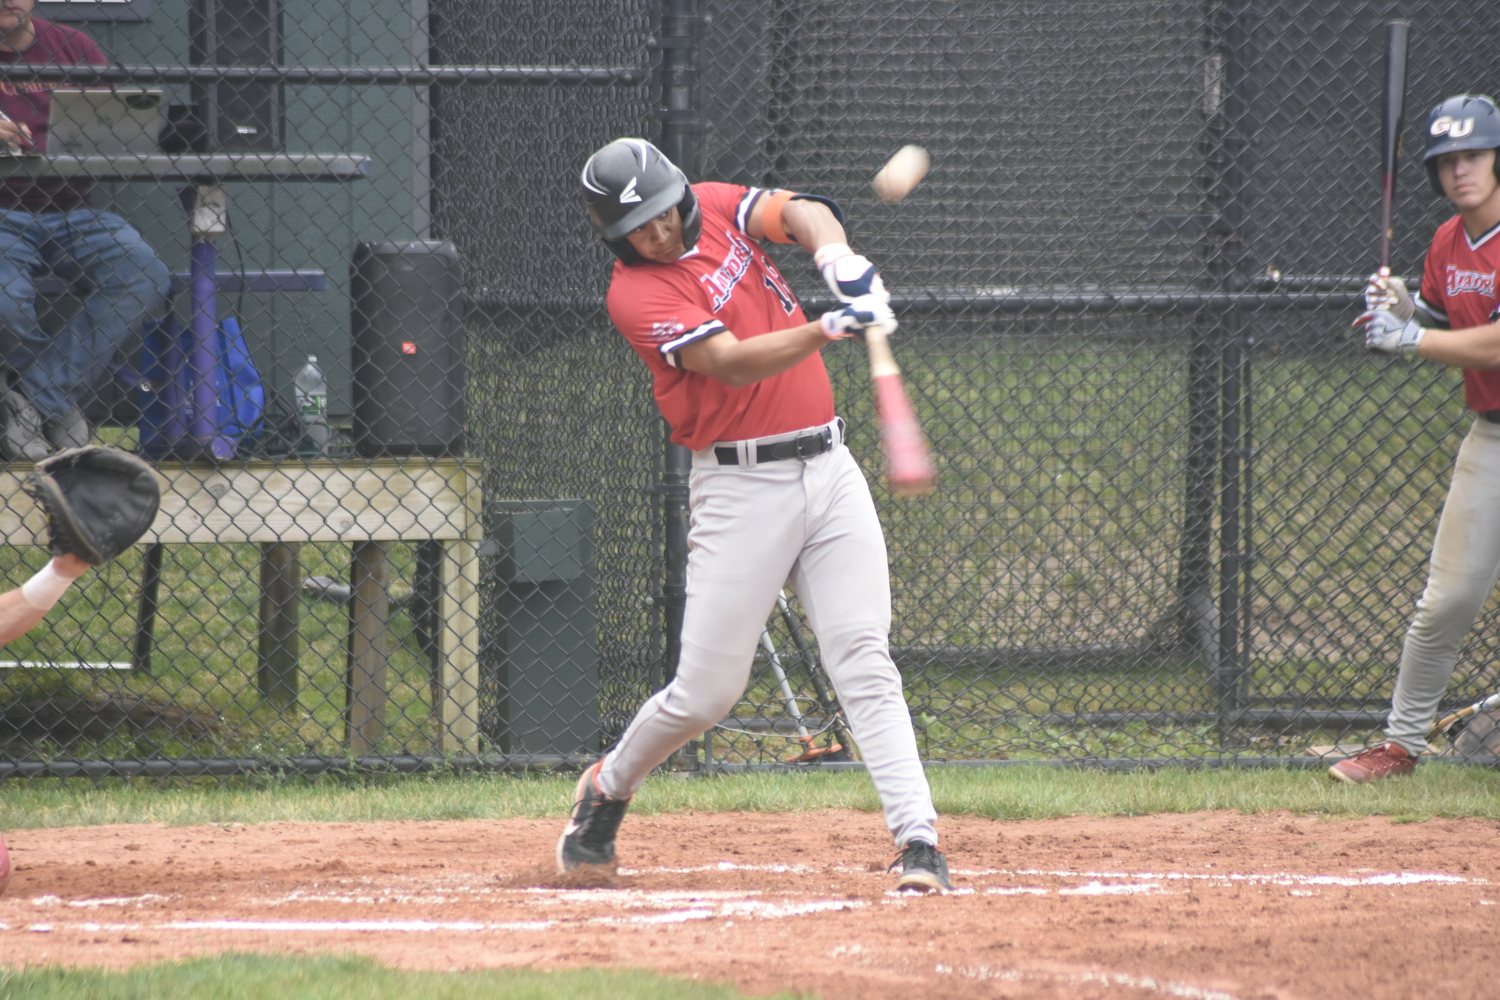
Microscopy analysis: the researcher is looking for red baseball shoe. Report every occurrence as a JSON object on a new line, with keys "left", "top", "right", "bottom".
{"left": 1328, "top": 742, "right": 1417, "bottom": 784}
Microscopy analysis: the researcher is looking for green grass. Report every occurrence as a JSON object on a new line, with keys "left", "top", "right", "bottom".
{"left": 0, "top": 540, "right": 442, "bottom": 761}
{"left": 0, "top": 953, "right": 796, "bottom": 1000}
{"left": 3, "top": 764, "right": 1499, "bottom": 830}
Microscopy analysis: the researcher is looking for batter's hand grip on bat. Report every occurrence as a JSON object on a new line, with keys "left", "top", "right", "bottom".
{"left": 863, "top": 325, "right": 936, "bottom": 498}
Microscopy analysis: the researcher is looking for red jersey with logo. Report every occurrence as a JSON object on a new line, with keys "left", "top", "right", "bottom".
{"left": 0, "top": 18, "right": 108, "bottom": 212}
{"left": 1415, "top": 215, "right": 1500, "bottom": 412}
{"left": 606, "top": 182, "right": 834, "bottom": 450}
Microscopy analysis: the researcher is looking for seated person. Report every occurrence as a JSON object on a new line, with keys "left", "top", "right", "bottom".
{"left": 0, "top": 0, "right": 169, "bottom": 461}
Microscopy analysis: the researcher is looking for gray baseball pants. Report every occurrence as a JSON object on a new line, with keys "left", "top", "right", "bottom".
{"left": 596, "top": 420, "right": 940, "bottom": 849}
{"left": 1386, "top": 416, "right": 1500, "bottom": 754}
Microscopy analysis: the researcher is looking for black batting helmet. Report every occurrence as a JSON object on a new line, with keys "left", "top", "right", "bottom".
{"left": 580, "top": 138, "right": 702, "bottom": 264}
{"left": 1422, "top": 94, "right": 1500, "bottom": 196}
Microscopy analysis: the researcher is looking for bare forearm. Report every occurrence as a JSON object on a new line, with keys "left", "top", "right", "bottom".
{"left": 0, "top": 555, "right": 90, "bottom": 648}
{"left": 1417, "top": 321, "right": 1500, "bottom": 369}
{"left": 678, "top": 323, "right": 828, "bottom": 386}
{"left": 0, "top": 589, "right": 49, "bottom": 647}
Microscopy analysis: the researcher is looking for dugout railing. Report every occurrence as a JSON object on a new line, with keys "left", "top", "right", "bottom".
{"left": 6, "top": 0, "right": 1500, "bottom": 780}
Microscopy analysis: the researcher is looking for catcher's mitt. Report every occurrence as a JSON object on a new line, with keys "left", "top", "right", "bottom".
{"left": 22, "top": 446, "right": 161, "bottom": 565}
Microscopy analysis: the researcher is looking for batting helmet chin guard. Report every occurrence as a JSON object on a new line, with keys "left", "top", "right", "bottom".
{"left": 1422, "top": 94, "right": 1500, "bottom": 196}
{"left": 581, "top": 138, "right": 702, "bottom": 264}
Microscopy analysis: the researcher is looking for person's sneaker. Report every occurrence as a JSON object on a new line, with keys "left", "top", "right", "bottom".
{"left": 1328, "top": 742, "right": 1417, "bottom": 784}
{"left": 42, "top": 406, "right": 89, "bottom": 451}
{"left": 557, "top": 761, "right": 632, "bottom": 872}
{"left": 1, "top": 389, "right": 46, "bottom": 462}
{"left": 889, "top": 840, "right": 952, "bottom": 893}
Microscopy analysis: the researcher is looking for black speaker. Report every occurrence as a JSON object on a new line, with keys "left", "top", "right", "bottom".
{"left": 351, "top": 241, "right": 465, "bottom": 457}
{"left": 190, "top": 0, "right": 283, "bottom": 152}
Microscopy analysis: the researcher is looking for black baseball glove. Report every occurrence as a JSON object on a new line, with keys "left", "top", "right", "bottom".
{"left": 22, "top": 447, "right": 161, "bottom": 565}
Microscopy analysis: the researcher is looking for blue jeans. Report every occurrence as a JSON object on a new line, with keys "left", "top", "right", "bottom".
{"left": 0, "top": 210, "right": 169, "bottom": 421}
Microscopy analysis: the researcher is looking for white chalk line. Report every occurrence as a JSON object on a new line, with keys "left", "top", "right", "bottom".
{"left": 936, "top": 962, "right": 1246, "bottom": 1000}
{"left": 973, "top": 866, "right": 1486, "bottom": 887}
{"left": 975, "top": 868, "right": 1483, "bottom": 898}
{"left": 13, "top": 897, "right": 866, "bottom": 936}
{"left": 5, "top": 883, "right": 867, "bottom": 935}
{"left": 40, "top": 919, "right": 556, "bottom": 934}
{"left": 14, "top": 865, "right": 1479, "bottom": 916}
{"left": 7, "top": 864, "right": 1480, "bottom": 939}
{"left": 15, "top": 864, "right": 1478, "bottom": 918}
{"left": 617, "top": 861, "right": 822, "bottom": 875}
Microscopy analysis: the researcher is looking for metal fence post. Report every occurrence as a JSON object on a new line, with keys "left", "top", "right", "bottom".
{"left": 1212, "top": 1, "right": 1260, "bottom": 747}
{"left": 656, "top": 0, "right": 702, "bottom": 768}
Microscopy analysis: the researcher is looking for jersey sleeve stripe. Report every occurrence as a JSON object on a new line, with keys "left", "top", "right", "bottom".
{"left": 660, "top": 320, "right": 726, "bottom": 368}
{"left": 1414, "top": 293, "right": 1450, "bottom": 327}
{"left": 736, "top": 189, "right": 764, "bottom": 234}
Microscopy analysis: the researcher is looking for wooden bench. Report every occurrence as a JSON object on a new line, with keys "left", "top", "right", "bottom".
{"left": 0, "top": 457, "right": 483, "bottom": 754}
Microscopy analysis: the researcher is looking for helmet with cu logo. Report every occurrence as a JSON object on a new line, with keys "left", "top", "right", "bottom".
{"left": 1422, "top": 94, "right": 1500, "bottom": 196}
{"left": 580, "top": 138, "right": 702, "bottom": 264}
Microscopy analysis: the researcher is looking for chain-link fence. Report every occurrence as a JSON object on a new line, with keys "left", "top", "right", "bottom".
{"left": 3, "top": 0, "right": 1498, "bottom": 779}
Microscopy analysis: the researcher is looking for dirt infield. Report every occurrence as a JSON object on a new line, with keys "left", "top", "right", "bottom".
{"left": 2, "top": 809, "right": 1497, "bottom": 999}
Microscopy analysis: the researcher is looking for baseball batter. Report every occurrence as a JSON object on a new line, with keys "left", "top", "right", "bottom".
{"left": 1336, "top": 94, "right": 1500, "bottom": 782}
{"left": 556, "top": 138, "right": 949, "bottom": 892}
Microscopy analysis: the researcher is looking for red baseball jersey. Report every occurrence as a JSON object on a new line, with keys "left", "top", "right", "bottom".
{"left": 1416, "top": 215, "right": 1500, "bottom": 412}
{"left": 607, "top": 182, "right": 834, "bottom": 450}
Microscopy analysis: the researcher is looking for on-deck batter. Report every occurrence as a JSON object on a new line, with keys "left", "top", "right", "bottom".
{"left": 555, "top": 137, "right": 949, "bottom": 892}
{"left": 1336, "top": 94, "right": 1500, "bottom": 782}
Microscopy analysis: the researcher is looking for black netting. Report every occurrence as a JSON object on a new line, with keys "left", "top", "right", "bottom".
{"left": 4, "top": 0, "right": 1499, "bottom": 780}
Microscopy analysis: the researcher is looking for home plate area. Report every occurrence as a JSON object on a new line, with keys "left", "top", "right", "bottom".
{"left": 2, "top": 810, "right": 1497, "bottom": 1000}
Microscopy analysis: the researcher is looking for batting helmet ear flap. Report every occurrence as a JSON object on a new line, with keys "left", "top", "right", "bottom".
{"left": 598, "top": 191, "right": 696, "bottom": 265}
{"left": 678, "top": 186, "right": 701, "bottom": 252}
{"left": 1424, "top": 148, "right": 1500, "bottom": 197}
{"left": 601, "top": 235, "right": 645, "bottom": 265}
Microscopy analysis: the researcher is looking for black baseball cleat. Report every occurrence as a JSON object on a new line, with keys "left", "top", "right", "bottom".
{"left": 890, "top": 840, "right": 952, "bottom": 893}
{"left": 557, "top": 761, "right": 632, "bottom": 873}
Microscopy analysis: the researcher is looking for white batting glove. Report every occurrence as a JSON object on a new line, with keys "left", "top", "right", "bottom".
{"left": 814, "top": 242, "right": 888, "bottom": 303}
{"left": 820, "top": 294, "right": 897, "bottom": 340}
{"left": 1356, "top": 309, "right": 1424, "bottom": 357}
{"left": 1363, "top": 272, "right": 1414, "bottom": 322}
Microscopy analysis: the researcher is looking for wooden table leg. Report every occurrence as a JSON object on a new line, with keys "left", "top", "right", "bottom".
{"left": 257, "top": 542, "right": 302, "bottom": 703}
{"left": 437, "top": 537, "right": 480, "bottom": 753}
{"left": 346, "top": 540, "right": 391, "bottom": 754}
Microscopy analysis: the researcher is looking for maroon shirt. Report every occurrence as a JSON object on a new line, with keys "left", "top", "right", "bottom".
{"left": 0, "top": 17, "right": 108, "bottom": 212}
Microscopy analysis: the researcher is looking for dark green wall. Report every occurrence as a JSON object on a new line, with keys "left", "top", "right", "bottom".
{"left": 70, "top": 0, "right": 423, "bottom": 419}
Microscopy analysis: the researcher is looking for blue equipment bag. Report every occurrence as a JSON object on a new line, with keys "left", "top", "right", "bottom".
{"left": 138, "top": 314, "right": 265, "bottom": 458}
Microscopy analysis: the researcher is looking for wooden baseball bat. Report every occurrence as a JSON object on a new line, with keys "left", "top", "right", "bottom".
{"left": 863, "top": 323, "right": 936, "bottom": 497}
{"left": 1377, "top": 20, "right": 1410, "bottom": 278}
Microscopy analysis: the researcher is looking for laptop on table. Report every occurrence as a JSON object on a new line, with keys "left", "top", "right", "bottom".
{"left": 45, "top": 89, "right": 165, "bottom": 156}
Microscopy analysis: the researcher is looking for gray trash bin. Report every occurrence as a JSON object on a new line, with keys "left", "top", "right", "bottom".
{"left": 480, "top": 499, "right": 600, "bottom": 755}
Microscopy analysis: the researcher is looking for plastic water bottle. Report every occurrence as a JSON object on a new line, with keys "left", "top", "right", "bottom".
{"left": 293, "top": 355, "right": 330, "bottom": 453}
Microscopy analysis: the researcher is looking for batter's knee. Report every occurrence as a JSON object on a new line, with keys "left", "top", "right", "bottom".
{"left": 652, "top": 677, "right": 745, "bottom": 735}
{"left": 1407, "top": 581, "right": 1491, "bottom": 650}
